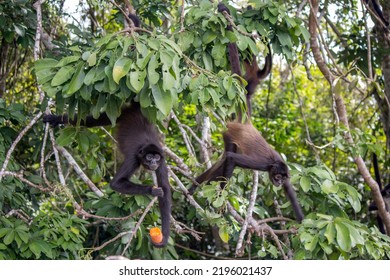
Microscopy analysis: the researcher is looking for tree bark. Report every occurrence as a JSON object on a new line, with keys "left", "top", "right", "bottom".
{"left": 372, "top": 1, "right": 390, "bottom": 149}
{"left": 309, "top": 0, "right": 390, "bottom": 235}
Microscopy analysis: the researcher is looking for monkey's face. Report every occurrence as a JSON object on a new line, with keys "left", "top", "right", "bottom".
{"left": 142, "top": 153, "right": 161, "bottom": 171}
{"left": 270, "top": 173, "right": 287, "bottom": 186}
{"left": 269, "top": 164, "right": 288, "bottom": 186}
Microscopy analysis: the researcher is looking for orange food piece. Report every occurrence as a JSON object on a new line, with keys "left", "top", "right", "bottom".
{"left": 149, "top": 227, "right": 163, "bottom": 244}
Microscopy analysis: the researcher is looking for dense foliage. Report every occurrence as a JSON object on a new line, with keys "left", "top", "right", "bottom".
{"left": 1, "top": 0, "right": 390, "bottom": 260}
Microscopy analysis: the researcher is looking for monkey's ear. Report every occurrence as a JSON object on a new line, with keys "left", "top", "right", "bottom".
{"left": 138, "top": 148, "right": 145, "bottom": 156}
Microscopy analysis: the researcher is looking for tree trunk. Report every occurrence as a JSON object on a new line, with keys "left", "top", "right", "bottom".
{"left": 374, "top": 1, "right": 390, "bottom": 150}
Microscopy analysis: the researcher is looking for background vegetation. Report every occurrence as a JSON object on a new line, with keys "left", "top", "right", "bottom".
{"left": 1, "top": 0, "right": 390, "bottom": 260}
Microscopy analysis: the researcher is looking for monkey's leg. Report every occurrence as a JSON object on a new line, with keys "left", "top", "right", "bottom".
{"left": 219, "top": 135, "right": 239, "bottom": 188}
{"left": 110, "top": 158, "right": 158, "bottom": 196}
{"left": 188, "top": 159, "right": 226, "bottom": 194}
{"left": 154, "top": 190, "right": 172, "bottom": 247}
{"left": 149, "top": 161, "right": 172, "bottom": 247}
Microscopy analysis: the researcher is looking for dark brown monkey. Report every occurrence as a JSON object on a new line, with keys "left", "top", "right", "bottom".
{"left": 43, "top": 102, "right": 172, "bottom": 247}
{"left": 189, "top": 122, "right": 304, "bottom": 222}
{"left": 189, "top": 3, "right": 303, "bottom": 223}
{"left": 243, "top": 48, "right": 272, "bottom": 116}
{"left": 44, "top": 13, "right": 171, "bottom": 247}
{"left": 217, "top": 2, "right": 272, "bottom": 117}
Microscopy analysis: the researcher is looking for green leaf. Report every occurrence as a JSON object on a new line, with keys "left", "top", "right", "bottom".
{"left": 345, "top": 184, "right": 361, "bottom": 212}
{"left": 92, "top": 94, "right": 106, "bottom": 119}
{"left": 162, "top": 66, "right": 176, "bottom": 91}
{"left": 136, "top": 227, "right": 143, "bottom": 250}
{"left": 84, "top": 68, "right": 96, "bottom": 86}
{"left": 35, "top": 58, "right": 58, "bottom": 72}
{"left": 218, "top": 226, "right": 229, "bottom": 243}
{"left": 321, "top": 179, "right": 338, "bottom": 194}
{"left": 29, "top": 241, "right": 42, "bottom": 258}
{"left": 51, "top": 66, "right": 75, "bottom": 87}
{"left": 87, "top": 52, "right": 97, "bottom": 66}
{"left": 148, "top": 54, "right": 160, "bottom": 85}
{"left": 324, "top": 222, "right": 336, "bottom": 244}
{"left": 77, "top": 132, "right": 90, "bottom": 153}
{"left": 3, "top": 230, "right": 15, "bottom": 245}
{"left": 0, "top": 228, "right": 11, "bottom": 238}
{"left": 228, "top": 197, "right": 240, "bottom": 211}
{"left": 335, "top": 220, "right": 351, "bottom": 252}
{"left": 202, "top": 31, "right": 217, "bottom": 44}
{"left": 212, "top": 196, "right": 224, "bottom": 208}
{"left": 113, "top": 57, "right": 132, "bottom": 84}
{"left": 277, "top": 32, "right": 293, "bottom": 47}
{"left": 65, "top": 63, "right": 85, "bottom": 97}
{"left": 15, "top": 231, "right": 29, "bottom": 244}
{"left": 129, "top": 68, "right": 146, "bottom": 93}
{"left": 308, "top": 167, "right": 332, "bottom": 180}
{"left": 304, "top": 235, "right": 318, "bottom": 252}
{"left": 106, "top": 96, "right": 122, "bottom": 125}
{"left": 56, "top": 56, "right": 80, "bottom": 67}
{"left": 345, "top": 223, "right": 364, "bottom": 246}
{"left": 160, "top": 37, "right": 183, "bottom": 55}
{"left": 56, "top": 127, "right": 77, "bottom": 146}
{"left": 300, "top": 176, "right": 311, "bottom": 192}
{"left": 70, "top": 227, "right": 80, "bottom": 235}
{"left": 151, "top": 83, "right": 172, "bottom": 116}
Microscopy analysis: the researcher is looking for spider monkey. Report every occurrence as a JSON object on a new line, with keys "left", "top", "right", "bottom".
{"left": 364, "top": 0, "right": 389, "bottom": 27}
{"left": 189, "top": 3, "right": 304, "bottom": 223}
{"left": 369, "top": 153, "right": 390, "bottom": 234}
{"left": 43, "top": 14, "right": 171, "bottom": 248}
{"left": 44, "top": 103, "right": 172, "bottom": 247}
{"left": 218, "top": 3, "right": 272, "bottom": 117}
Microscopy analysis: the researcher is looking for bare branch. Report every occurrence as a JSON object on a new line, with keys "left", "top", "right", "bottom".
{"left": 55, "top": 144, "right": 104, "bottom": 197}
{"left": 308, "top": 0, "right": 390, "bottom": 235}
{"left": 121, "top": 196, "right": 158, "bottom": 255}
{"left": 235, "top": 171, "right": 259, "bottom": 257}
{"left": 0, "top": 112, "right": 43, "bottom": 181}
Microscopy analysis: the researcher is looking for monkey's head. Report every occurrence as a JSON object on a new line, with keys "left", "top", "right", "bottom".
{"left": 269, "top": 162, "right": 289, "bottom": 186}
{"left": 138, "top": 144, "right": 163, "bottom": 171}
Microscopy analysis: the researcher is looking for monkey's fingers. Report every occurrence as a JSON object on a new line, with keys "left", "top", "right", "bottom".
{"left": 151, "top": 186, "right": 164, "bottom": 197}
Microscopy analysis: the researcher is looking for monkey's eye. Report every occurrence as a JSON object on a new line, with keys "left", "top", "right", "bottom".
{"left": 154, "top": 154, "right": 161, "bottom": 161}
{"left": 146, "top": 154, "right": 153, "bottom": 161}
{"left": 275, "top": 174, "right": 282, "bottom": 180}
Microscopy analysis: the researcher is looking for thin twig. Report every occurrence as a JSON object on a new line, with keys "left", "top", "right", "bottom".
{"left": 235, "top": 171, "right": 259, "bottom": 257}
{"left": 0, "top": 112, "right": 43, "bottom": 181}
{"left": 1, "top": 171, "right": 50, "bottom": 192}
{"left": 121, "top": 196, "right": 158, "bottom": 255}
{"left": 171, "top": 112, "right": 197, "bottom": 159}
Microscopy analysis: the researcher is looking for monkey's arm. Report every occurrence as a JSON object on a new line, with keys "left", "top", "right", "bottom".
{"left": 282, "top": 180, "right": 304, "bottom": 222}
{"left": 43, "top": 113, "right": 112, "bottom": 127}
{"left": 110, "top": 157, "right": 163, "bottom": 196}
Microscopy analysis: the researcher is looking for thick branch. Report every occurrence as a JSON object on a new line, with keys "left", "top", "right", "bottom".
{"left": 308, "top": 0, "right": 390, "bottom": 235}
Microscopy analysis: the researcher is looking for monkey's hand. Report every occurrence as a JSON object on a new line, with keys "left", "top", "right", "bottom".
{"left": 217, "top": 3, "right": 230, "bottom": 14}
{"left": 151, "top": 186, "right": 164, "bottom": 197}
{"left": 43, "top": 114, "right": 62, "bottom": 127}
{"left": 188, "top": 184, "right": 196, "bottom": 195}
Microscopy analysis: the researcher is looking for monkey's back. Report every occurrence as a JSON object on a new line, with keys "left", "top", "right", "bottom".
{"left": 225, "top": 122, "right": 282, "bottom": 162}
{"left": 116, "top": 104, "right": 161, "bottom": 156}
